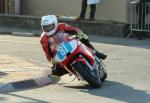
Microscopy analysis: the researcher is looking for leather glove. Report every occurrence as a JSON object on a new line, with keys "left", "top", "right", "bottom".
{"left": 51, "top": 59, "right": 56, "bottom": 65}
{"left": 76, "top": 33, "right": 88, "bottom": 40}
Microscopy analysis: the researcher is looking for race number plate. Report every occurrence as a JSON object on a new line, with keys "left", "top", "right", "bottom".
{"left": 57, "top": 42, "right": 72, "bottom": 60}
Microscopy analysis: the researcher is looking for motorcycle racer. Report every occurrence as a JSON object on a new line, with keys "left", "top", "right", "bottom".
{"left": 40, "top": 15, "right": 107, "bottom": 76}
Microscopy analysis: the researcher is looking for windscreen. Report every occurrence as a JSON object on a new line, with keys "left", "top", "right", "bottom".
{"left": 48, "top": 32, "right": 68, "bottom": 49}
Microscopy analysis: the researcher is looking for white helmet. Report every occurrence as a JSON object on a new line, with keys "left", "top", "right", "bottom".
{"left": 41, "top": 15, "right": 58, "bottom": 36}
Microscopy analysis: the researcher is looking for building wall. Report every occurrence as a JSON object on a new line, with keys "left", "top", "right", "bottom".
{"left": 23, "top": 0, "right": 81, "bottom": 16}
{"left": 23, "top": 0, "right": 129, "bottom": 23}
{"left": 0, "top": 0, "right": 23, "bottom": 14}
{"left": 95, "top": 0, "right": 128, "bottom": 23}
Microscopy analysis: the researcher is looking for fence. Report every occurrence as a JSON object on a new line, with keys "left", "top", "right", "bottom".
{"left": 127, "top": 0, "right": 150, "bottom": 38}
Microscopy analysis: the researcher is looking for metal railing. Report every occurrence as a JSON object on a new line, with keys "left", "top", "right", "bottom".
{"left": 128, "top": 1, "right": 150, "bottom": 38}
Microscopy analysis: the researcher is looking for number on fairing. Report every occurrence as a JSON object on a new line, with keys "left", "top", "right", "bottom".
{"left": 58, "top": 45, "right": 68, "bottom": 56}
{"left": 57, "top": 42, "right": 72, "bottom": 60}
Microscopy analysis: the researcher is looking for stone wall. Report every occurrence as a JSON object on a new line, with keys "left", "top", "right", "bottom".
{"left": 0, "top": 14, "right": 126, "bottom": 37}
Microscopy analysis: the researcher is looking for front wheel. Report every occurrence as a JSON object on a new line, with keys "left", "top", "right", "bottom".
{"left": 99, "top": 61, "right": 107, "bottom": 81}
{"left": 72, "top": 62, "right": 101, "bottom": 88}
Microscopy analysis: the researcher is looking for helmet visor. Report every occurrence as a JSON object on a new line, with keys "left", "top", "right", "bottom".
{"left": 42, "top": 24, "right": 55, "bottom": 32}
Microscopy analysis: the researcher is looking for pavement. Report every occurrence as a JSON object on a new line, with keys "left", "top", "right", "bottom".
{"left": 0, "top": 26, "right": 60, "bottom": 92}
{"left": 0, "top": 54, "right": 54, "bottom": 92}
{"left": 0, "top": 26, "right": 42, "bottom": 37}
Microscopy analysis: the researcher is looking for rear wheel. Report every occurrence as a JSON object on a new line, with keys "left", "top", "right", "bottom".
{"left": 72, "top": 62, "right": 101, "bottom": 88}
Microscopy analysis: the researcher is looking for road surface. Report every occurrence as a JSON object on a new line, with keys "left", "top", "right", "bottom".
{"left": 0, "top": 35, "right": 150, "bottom": 103}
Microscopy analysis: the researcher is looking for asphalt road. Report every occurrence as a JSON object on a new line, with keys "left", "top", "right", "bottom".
{"left": 0, "top": 35, "right": 150, "bottom": 103}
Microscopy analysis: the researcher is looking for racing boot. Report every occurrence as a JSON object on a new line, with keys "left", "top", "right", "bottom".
{"left": 51, "top": 64, "right": 68, "bottom": 76}
{"left": 84, "top": 41, "right": 107, "bottom": 60}
{"left": 79, "top": 37, "right": 107, "bottom": 60}
{"left": 94, "top": 50, "right": 107, "bottom": 60}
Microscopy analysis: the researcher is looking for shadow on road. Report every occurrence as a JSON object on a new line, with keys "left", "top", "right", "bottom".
{"left": 0, "top": 72, "right": 8, "bottom": 77}
{"left": 65, "top": 80, "right": 150, "bottom": 103}
{"left": 89, "top": 35, "right": 150, "bottom": 50}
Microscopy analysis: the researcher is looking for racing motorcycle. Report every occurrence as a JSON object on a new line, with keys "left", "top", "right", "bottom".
{"left": 49, "top": 32, "right": 107, "bottom": 88}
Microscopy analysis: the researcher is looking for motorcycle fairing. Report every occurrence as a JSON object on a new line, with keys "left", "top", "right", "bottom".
{"left": 54, "top": 39, "right": 78, "bottom": 62}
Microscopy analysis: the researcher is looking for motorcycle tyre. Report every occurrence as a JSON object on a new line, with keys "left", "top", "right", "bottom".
{"left": 99, "top": 62, "right": 107, "bottom": 81}
{"left": 73, "top": 62, "right": 101, "bottom": 88}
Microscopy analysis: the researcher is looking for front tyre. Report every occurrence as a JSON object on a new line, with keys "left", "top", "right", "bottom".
{"left": 73, "top": 62, "right": 101, "bottom": 88}
{"left": 99, "top": 61, "right": 107, "bottom": 81}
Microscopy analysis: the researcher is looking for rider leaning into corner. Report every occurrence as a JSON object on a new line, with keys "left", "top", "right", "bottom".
{"left": 40, "top": 15, "right": 107, "bottom": 76}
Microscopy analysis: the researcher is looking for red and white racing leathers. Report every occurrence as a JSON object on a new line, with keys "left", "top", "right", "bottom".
{"left": 40, "top": 23, "right": 81, "bottom": 62}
